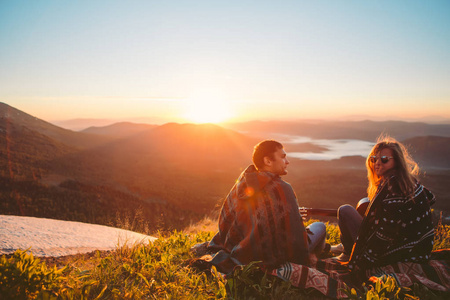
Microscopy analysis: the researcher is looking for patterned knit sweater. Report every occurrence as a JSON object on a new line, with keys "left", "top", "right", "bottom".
{"left": 207, "top": 165, "right": 309, "bottom": 274}
{"left": 348, "top": 175, "right": 435, "bottom": 272}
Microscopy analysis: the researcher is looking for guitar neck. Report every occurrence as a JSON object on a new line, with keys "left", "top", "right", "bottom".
{"left": 300, "top": 207, "right": 337, "bottom": 217}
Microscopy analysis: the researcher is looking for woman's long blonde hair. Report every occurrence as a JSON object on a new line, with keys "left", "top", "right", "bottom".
{"left": 366, "top": 135, "right": 419, "bottom": 200}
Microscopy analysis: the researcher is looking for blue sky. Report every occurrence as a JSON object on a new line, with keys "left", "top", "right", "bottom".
{"left": 0, "top": 0, "right": 449, "bottom": 123}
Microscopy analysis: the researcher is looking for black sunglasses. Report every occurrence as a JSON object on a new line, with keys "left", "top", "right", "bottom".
{"left": 370, "top": 155, "right": 393, "bottom": 164}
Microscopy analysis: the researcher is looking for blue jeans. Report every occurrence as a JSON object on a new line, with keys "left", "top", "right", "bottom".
{"left": 338, "top": 204, "right": 363, "bottom": 255}
{"left": 306, "top": 222, "right": 327, "bottom": 253}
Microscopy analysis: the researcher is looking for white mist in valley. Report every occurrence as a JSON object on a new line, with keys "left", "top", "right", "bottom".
{"left": 284, "top": 136, "right": 375, "bottom": 160}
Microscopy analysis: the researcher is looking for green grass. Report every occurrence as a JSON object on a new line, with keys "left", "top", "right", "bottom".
{"left": 1, "top": 222, "right": 449, "bottom": 299}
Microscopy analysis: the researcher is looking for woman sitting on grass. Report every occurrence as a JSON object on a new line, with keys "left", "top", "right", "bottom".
{"left": 333, "top": 136, "right": 436, "bottom": 273}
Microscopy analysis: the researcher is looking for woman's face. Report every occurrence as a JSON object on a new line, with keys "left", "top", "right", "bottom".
{"left": 371, "top": 147, "right": 396, "bottom": 178}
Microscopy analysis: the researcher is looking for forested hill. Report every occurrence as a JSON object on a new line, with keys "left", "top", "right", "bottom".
{"left": 0, "top": 102, "right": 111, "bottom": 149}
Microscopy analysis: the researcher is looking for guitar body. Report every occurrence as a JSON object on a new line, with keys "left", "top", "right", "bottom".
{"left": 356, "top": 197, "right": 370, "bottom": 217}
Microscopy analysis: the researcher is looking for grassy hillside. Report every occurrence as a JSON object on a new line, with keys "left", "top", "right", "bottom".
{"left": 1, "top": 220, "right": 449, "bottom": 299}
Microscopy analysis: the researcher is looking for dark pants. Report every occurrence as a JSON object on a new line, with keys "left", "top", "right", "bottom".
{"left": 337, "top": 204, "right": 363, "bottom": 255}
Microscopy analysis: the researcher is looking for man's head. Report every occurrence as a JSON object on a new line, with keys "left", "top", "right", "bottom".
{"left": 252, "top": 140, "right": 290, "bottom": 175}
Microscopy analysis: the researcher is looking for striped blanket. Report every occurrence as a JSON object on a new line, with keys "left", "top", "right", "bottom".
{"left": 207, "top": 165, "right": 309, "bottom": 274}
{"left": 271, "top": 249, "right": 450, "bottom": 298}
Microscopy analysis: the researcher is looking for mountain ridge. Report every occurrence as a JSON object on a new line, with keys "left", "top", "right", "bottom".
{"left": 81, "top": 122, "right": 157, "bottom": 138}
{"left": 224, "top": 119, "right": 450, "bottom": 141}
{"left": 0, "top": 102, "right": 112, "bottom": 149}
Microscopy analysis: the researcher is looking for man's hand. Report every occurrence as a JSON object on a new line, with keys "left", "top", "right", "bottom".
{"left": 299, "top": 207, "right": 309, "bottom": 221}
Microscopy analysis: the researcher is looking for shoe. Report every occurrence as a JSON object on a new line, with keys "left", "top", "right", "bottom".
{"left": 330, "top": 243, "right": 344, "bottom": 255}
{"left": 331, "top": 253, "right": 350, "bottom": 262}
{"left": 190, "top": 241, "right": 210, "bottom": 257}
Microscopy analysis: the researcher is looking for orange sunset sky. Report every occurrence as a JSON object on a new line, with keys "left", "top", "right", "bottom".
{"left": 1, "top": 1, "right": 449, "bottom": 125}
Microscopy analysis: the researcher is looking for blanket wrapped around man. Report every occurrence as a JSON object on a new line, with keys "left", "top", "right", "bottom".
{"left": 207, "top": 165, "right": 309, "bottom": 274}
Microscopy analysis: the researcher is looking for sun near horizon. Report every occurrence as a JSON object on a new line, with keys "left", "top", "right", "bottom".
{"left": 182, "top": 90, "right": 234, "bottom": 124}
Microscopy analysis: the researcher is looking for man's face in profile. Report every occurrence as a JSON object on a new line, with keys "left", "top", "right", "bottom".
{"left": 266, "top": 148, "right": 290, "bottom": 176}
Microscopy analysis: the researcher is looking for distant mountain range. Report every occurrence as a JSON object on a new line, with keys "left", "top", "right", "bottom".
{"left": 81, "top": 122, "right": 157, "bottom": 138}
{"left": 1, "top": 102, "right": 449, "bottom": 230}
{"left": 223, "top": 120, "right": 450, "bottom": 141}
{"left": 403, "top": 136, "right": 450, "bottom": 169}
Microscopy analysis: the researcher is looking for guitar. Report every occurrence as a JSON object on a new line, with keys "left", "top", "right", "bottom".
{"left": 299, "top": 197, "right": 370, "bottom": 219}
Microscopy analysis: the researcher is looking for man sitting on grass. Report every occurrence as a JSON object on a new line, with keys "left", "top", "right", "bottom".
{"left": 197, "top": 140, "right": 327, "bottom": 274}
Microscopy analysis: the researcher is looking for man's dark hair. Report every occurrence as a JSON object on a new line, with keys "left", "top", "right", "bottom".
{"left": 252, "top": 140, "right": 283, "bottom": 170}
